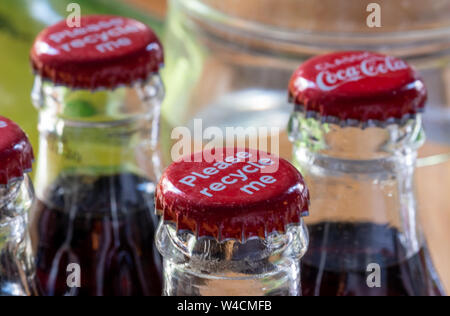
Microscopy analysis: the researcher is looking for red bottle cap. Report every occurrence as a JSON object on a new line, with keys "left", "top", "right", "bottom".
{"left": 289, "top": 51, "right": 427, "bottom": 126}
{"left": 30, "top": 15, "right": 164, "bottom": 90}
{"left": 0, "top": 117, "right": 34, "bottom": 186}
{"left": 156, "top": 148, "right": 310, "bottom": 242}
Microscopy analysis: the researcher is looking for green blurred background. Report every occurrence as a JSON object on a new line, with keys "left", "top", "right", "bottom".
{"left": 0, "top": 0, "right": 165, "bottom": 153}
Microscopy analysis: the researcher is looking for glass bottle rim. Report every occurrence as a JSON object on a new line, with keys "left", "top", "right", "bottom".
{"left": 0, "top": 175, "right": 30, "bottom": 211}
{"left": 159, "top": 221, "right": 308, "bottom": 265}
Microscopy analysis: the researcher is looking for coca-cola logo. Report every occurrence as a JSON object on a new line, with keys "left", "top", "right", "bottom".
{"left": 308, "top": 56, "right": 409, "bottom": 92}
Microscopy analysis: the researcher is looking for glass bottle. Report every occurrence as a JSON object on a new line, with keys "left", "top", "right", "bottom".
{"left": 29, "top": 15, "right": 164, "bottom": 296}
{"left": 156, "top": 148, "right": 310, "bottom": 296}
{"left": 163, "top": 0, "right": 450, "bottom": 164}
{"left": 288, "top": 51, "right": 446, "bottom": 296}
{"left": 0, "top": 0, "right": 165, "bottom": 154}
{"left": 0, "top": 116, "right": 37, "bottom": 296}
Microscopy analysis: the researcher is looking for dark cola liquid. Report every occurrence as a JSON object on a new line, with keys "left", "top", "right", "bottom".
{"left": 30, "top": 173, "right": 162, "bottom": 296}
{"left": 301, "top": 222, "right": 445, "bottom": 296}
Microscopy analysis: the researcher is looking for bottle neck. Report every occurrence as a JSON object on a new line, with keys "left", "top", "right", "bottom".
{"left": 156, "top": 221, "right": 309, "bottom": 296}
{"left": 0, "top": 175, "right": 36, "bottom": 296}
{"left": 289, "top": 112, "right": 425, "bottom": 256}
{"left": 32, "top": 76, "right": 164, "bottom": 197}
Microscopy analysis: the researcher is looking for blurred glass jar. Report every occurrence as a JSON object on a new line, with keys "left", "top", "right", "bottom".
{"left": 162, "top": 0, "right": 450, "bottom": 164}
